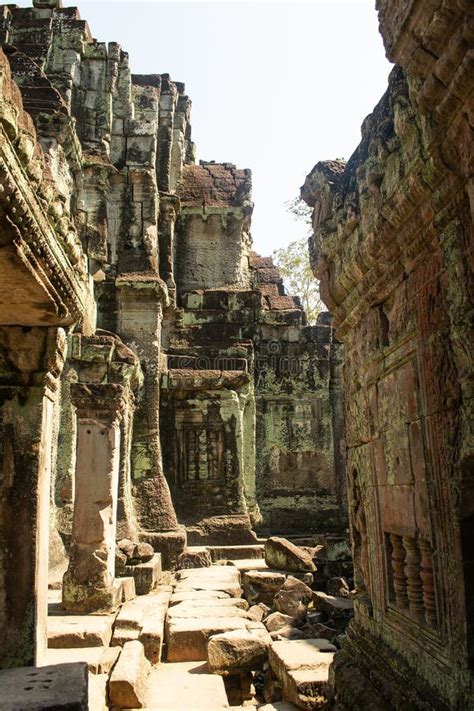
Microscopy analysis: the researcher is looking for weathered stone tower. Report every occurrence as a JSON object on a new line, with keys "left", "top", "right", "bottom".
{"left": 0, "top": 0, "right": 344, "bottom": 668}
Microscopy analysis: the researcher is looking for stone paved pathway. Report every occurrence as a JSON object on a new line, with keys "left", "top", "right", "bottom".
{"left": 44, "top": 549, "right": 310, "bottom": 709}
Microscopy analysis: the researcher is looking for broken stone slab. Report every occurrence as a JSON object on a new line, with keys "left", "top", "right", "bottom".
{"left": 166, "top": 616, "right": 266, "bottom": 662}
{"left": 268, "top": 639, "right": 335, "bottom": 710}
{"left": 48, "top": 614, "right": 115, "bottom": 648}
{"left": 207, "top": 627, "right": 272, "bottom": 673}
{"left": 242, "top": 570, "right": 286, "bottom": 606}
{"left": 312, "top": 591, "right": 353, "bottom": 620}
{"left": 265, "top": 537, "right": 316, "bottom": 573}
{"left": 0, "top": 662, "right": 88, "bottom": 710}
{"left": 122, "top": 553, "right": 162, "bottom": 595}
{"left": 265, "top": 611, "right": 299, "bottom": 633}
{"left": 109, "top": 640, "right": 150, "bottom": 709}
{"left": 41, "top": 646, "right": 121, "bottom": 674}
{"left": 259, "top": 703, "right": 300, "bottom": 711}
{"left": 273, "top": 576, "right": 313, "bottom": 619}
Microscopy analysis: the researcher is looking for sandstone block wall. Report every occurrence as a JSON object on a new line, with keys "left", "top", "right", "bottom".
{"left": 302, "top": 1, "right": 473, "bottom": 707}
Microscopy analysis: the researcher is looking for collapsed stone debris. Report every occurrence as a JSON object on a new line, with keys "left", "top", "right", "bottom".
{"left": 0, "top": 0, "right": 471, "bottom": 709}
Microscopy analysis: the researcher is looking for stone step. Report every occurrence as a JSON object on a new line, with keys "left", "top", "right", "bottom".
{"left": 146, "top": 661, "right": 229, "bottom": 709}
{"left": 41, "top": 646, "right": 120, "bottom": 674}
{"left": 208, "top": 544, "right": 265, "bottom": 561}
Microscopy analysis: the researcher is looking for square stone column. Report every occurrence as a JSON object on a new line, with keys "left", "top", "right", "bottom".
{"left": 0, "top": 327, "right": 65, "bottom": 667}
{"left": 62, "top": 383, "right": 126, "bottom": 613}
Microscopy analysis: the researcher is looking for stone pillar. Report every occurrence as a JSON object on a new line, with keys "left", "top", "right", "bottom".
{"left": 62, "top": 383, "right": 126, "bottom": 613}
{"left": 0, "top": 327, "right": 65, "bottom": 667}
{"left": 116, "top": 276, "right": 186, "bottom": 566}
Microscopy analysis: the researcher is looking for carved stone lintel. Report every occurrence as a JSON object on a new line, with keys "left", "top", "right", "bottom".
{"left": 70, "top": 382, "right": 127, "bottom": 421}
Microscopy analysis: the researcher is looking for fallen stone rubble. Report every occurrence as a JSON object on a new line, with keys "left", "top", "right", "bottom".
{"left": 36, "top": 534, "right": 353, "bottom": 709}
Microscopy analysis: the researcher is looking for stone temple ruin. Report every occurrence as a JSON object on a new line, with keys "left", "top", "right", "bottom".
{"left": 0, "top": 0, "right": 471, "bottom": 709}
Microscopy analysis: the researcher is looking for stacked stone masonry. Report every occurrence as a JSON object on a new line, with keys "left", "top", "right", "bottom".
{"left": 0, "top": 0, "right": 344, "bottom": 675}
{"left": 302, "top": 0, "right": 473, "bottom": 708}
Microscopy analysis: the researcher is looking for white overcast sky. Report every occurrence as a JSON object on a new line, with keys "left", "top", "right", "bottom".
{"left": 16, "top": 0, "right": 392, "bottom": 256}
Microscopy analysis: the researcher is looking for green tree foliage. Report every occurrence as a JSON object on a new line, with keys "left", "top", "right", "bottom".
{"left": 272, "top": 198, "right": 323, "bottom": 324}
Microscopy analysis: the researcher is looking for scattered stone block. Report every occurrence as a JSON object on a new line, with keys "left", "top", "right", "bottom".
{"left": 268, "top": 639, "right": 335, "bottom": 709}
{"left": 265, "top": 537, "right": 316, "bottom": 572}
{"left": 139, "top": 615, "right": 166, "bottom": 665}
{"left": 270, "top": 625, "right": 305, "bottom": 641}
{"left": 169, "top": 589, "right": 230, "bottom": 605}
{"left": 326, "top": 576, "right": 351, "bottom": 598}
{"left": 41, "top": 646, "right": 121, "bottom": 674}
{"left": 228, "top": 557, "right": 269, "bottom": 572}
{"left": 208, "top": 544, "right": 265, "bottom": 561}
{"left": 109, "top": 640, "right": 150, "bottom": 709}
{"left": 88, "top": 672, "right": 108, "bottom": 711}
{"left": 247, "top": 604, "right": 266, "bottom": 622}
{"left": 170, "top": 596, "right": 248, "bottom": 610}
{"left": 119, "top": 576, "right": 136, "bottom": 602}
{"left": 0, "top": 662, "right": 88, "bottom": 710}
{"left": 207, "top": 627, "right": 272, "bottom": 673}
{"left": 325, "top": 535, "right": 351, "bottom": 561}
{"left": 259, "top": 702, "right": 300, "bottom": 710}
{"left": 166, "top": 616, "right": 265, "bottom": 662}
{"left": 273, "top": 576, "right": 313, "bottom": 619}
{"left": 312, "top": 591, "right": 353, "bottom": 620}
{"left": 243, "top": 570, "right": 286, "bottom": 606}
{"left": 174, "top": 572, "right": 241, "bottom": 597}
{"left": 265, "top": 611, "right": 299, "bottom": 633}
{"left": 223, "top": 670, "right": 253, "bottom": 705}
{"left": 48, "top": 614, "right": 114, "bottom": 648}
{"left": 123, "top": 553, "right": 162, "bottom": 595}
{"left": 178, "top": 546, "right": 212, "bottom": 568}
{"left": 167, "top": 602, "right": 252, "bottom": 620}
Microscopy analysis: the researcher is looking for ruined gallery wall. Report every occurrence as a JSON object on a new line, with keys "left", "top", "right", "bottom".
{"left": 166, "top": 161, "right": 346, "bottom": 533}
{"left": 303, "top": 1, "right": 473, "bottom": 707}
